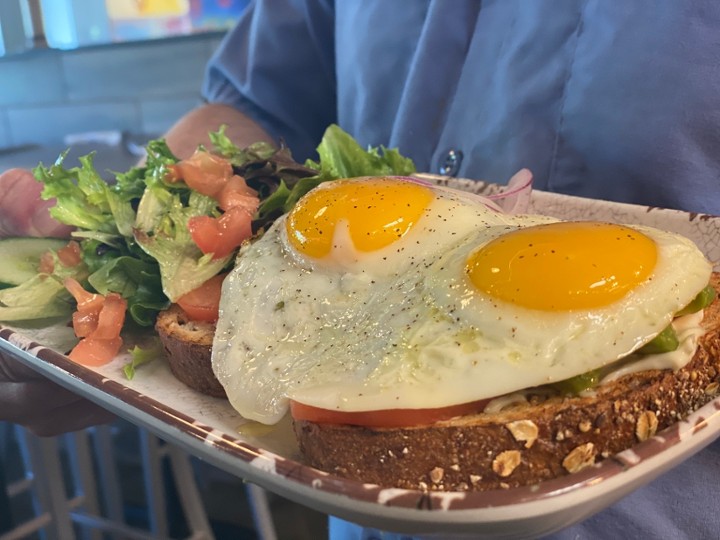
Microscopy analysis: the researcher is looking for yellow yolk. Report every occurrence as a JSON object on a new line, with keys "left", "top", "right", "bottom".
{"left": 466, "top": 221, "right": 658, "bottom": 311}
{"left": 285, "top": 178, "right": 434, "bottom": 258}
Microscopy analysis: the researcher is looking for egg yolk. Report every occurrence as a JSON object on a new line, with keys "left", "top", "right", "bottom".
{"left": 466, "top": 222, "right": 658, "bottom": 311}
{"left": 286, "top": 178, "right": 434, "bottom": 258}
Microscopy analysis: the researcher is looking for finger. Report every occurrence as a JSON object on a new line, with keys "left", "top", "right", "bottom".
{"left": 0, "top": 168, "right": 73, "bottom": 238}
{"left": 29, "top": 198, "right": 75, "bottom": 238}
{"left": 0, "top": 352, "right": 51, "bottom": 383}
{"left": 0, "top": 379, "right": 115, "bottom": 436}
{"left": 23, "top": 399, "right": 116, "bottom": 437}
{"left": 0, "top": 378, "right": 89, "bottom": 421}
{"left": 0, "top": 350, "right": 116, "bottom": 436}
{"left": 0, "top": 169, "right": 41, "bottom": 236}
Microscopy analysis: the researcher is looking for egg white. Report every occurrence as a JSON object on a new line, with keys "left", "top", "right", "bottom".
{"left": 212, "top": 187, "right": 712, "bottom": 425}
{"left": 280, "top": 181, "right": 553, "bottom": 276}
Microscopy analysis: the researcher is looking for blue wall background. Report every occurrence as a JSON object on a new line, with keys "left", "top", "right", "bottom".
{"left": 0, "top": 33, "right": 223, "bottom": 150}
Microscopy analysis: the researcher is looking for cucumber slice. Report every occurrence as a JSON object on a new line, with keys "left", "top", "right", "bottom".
{"left": 0, "top": 237, "right": 69, "bottom": 286}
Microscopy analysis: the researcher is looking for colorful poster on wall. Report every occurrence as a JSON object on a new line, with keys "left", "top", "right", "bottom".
{"left": 105, "top": 0, "right": 191, "bottom": 40}
{"left": 105, "top": 0, "right": 247, "bottom": 41}
{"left": 189, "top": 0, "right": 249, "bottom": 31}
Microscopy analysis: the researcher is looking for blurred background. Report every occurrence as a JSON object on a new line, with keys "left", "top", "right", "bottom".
{"left": 0, "top": 2, "right": 329, "bottom": 539}
{"left": 0, "top": 0, "right": 246, "bottom": 161}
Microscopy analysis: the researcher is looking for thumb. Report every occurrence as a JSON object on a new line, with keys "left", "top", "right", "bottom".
{"left": 0, "top": 168, "right": 74, "bottom": 238}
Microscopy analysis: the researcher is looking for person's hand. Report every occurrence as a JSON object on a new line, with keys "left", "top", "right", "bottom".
{"left": 0, "top": 168, "right": 74, "bottom": 238}
{"left": 0, "top": 352, "right": 115, "bottom": 436}
{"left": 0, "top": 167, "right": 113, "bottom": 436}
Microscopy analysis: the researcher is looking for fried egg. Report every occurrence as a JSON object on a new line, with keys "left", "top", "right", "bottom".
{"left": 212, "top": 177, "right": 713, "bottom": 424}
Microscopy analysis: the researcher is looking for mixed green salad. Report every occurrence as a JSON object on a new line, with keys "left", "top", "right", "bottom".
{"left": 0, "top": 125, "right": 416, "bottom": 328}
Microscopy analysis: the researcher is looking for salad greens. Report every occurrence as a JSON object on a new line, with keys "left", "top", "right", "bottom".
{"left": 0, "top": 124, "right": 416, "bottom": 326}
{"left": 124, "top": 340, "right": 164, "bottom": 380}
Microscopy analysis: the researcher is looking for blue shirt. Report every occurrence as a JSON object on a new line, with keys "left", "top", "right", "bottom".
{"left": 204, "top": 0, "right": 720, "bottom": 216}
{"left": 203, "top": 1, "right": 720, "bottom": 538}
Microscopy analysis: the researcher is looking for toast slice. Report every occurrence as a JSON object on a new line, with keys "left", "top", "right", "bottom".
{"left": 292, "top": 273, "right": 720, "bottom": 492}
{"left": 155, "top": 304, "right": 224, "bottom": 398}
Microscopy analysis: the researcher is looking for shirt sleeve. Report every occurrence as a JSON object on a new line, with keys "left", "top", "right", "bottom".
{"left": 202, "top": 0, "right": 337, "bottom": 161}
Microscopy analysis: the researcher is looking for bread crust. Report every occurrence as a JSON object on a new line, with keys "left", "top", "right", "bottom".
{"left": 293, "top": 273, "right": 720, "bottom": 492}
{"left": 155, "top": 304, "right": 225, "bottom": 398}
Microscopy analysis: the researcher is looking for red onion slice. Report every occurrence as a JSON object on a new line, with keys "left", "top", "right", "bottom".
{"left": 487, "top": 168, "right": 533, "bottom": 214}
{"left": 358, "top": 171, "right": 534, "bottom": 215}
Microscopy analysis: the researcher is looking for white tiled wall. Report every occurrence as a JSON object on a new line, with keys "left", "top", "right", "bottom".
{"left": 0, "top": 33, "right": 224, "bottom": 150}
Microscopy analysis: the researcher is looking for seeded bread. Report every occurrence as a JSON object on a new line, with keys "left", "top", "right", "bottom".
{"left": 155, "top": 304, "right": 225, "bottom": 398}
{"left": 292, "top": 273, "right": 720, "bottom": 492}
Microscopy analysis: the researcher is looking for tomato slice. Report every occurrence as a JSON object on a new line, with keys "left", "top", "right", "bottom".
{"left": 218, "top": 175, "right": 259, "bottom": 212}
{"left": 168, "top": 150, "right": 233, "bottom": 197}
{"left": 64, "top": 279, "right": 128, "bottom": 366}
{"left": 289, "top": 398, "right": 491, "bottom": 428}
{"left": 57, "top": 241, "right": 82, "bottom": 267}
{"left": 188, "top": 206, "right": 253, "bottom": 260}
{"left": 64, "top": 278, "right": 102, "bottom": 309}
{"left": 38, "top": 241, "right": 82, "bottom": 274}
{"left": 92, "top": 293, "right": 127, "bottom": 340}
{"left": 176, "top": 273, "right": 226, "bottom": 323}
{"left": 39, "top": 250, "right": 55, "bottom": 274}
{"left": 68, "top": 336, "right": 123, "bottom": 367}
{"left": 72, "top": 310, "right": 99, "bottom": 338}
{"left": 187, "top": 215, "right": 220, "bottom": 255}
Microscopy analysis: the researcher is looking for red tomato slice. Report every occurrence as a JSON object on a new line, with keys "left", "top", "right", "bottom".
{"left": 57, "top": 241, "right": 82, "bottom": 267}
{"left": 68, "top": 336, "right": 123, "bottom": 367}
{"left": 169, "top": 150, "right": 233, "bottom": 197}
{"left": 176, "top": 273, "right": 227, "bottom": 322}
{"left": 64, "top": 278, "right": 103, "bottom": 310}
{"left": 289, "top": 398, "right": 491, "bottom": 428}
{"left": 216, "top": 206, "right": 253, "bottom": 253}
{"left": 39, "top": 241, "right": 82, "bottom": 274}
{"left": 187, "top": 215, "right": 221, "bottom": 255}
{"left": 64, "top": 279, "right": 127, "bottom": 365}
{"left": 188, "top": 206, "right": 253, "bottom": 259}
{"left": 218, "top": 175, "right": 259, "bottom": 212}
{"left": 72, "top": 310, "right": 99, "bottom": 338}
{"left": 92, "top": 293, "right": 127, "bottom": 340}
{"left": 39, "top": 250, "right": 55, "bottom": 274}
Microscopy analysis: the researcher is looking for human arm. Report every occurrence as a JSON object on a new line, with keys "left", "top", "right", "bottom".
{"left": 161, "top": 103, "right": 276, "bottom": 160}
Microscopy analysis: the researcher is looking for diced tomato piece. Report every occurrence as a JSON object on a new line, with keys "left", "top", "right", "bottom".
{"left": 39, "top": 242, "right": 82, "bottom": 274}
{"left": 289, "top": 398, "right": 491, "bottom": 428}
{"left": 168, "top": 150, "right": 233, "bottom": 197}
{"left": 72, "top": 310, "right": 99, "bottom": 338}
{"left": 57, "top": 241, "right": 82, "bottom": 267}
{"left": 39, "top": 250, "right": 55, "bottom": 274}
{"left": 68, "top": 336, "right": 123, "bottom": 367}
{"left": 187, "top": 215, "right": 221, "bottom": 255}
{"left": 218, "top": 175, "right": 259, "bottom": 212}
{"left": 188, "top": 206, "right": 253, "bottom": 259}
{"left": 92, "top": 293, "right": 126, "bottom": 340}
{"left": 176, "top": 273, "right": 226, "bottom": 323}
{"left": 64, "top": 278, "right": 102, "bottom": 309}
{"left": 64, "top": 279, "right": 128, "bottom": 366}
{"left": 164, "top": 164, "right": 182, "bottom": 183}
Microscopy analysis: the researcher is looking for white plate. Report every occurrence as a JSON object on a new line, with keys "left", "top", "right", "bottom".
{"left": 2, "top": 180, "right": 720, "bottom": 539}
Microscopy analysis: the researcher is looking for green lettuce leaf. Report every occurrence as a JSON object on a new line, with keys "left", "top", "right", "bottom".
{"left": 123, "top": 340, "right": 163, "bottom": 380}
{"left": 305, "top": 124, "right": 416, "bottom": 180}
{"left": 8, "top": 124, "right": 417, "bottom": 330}
{"left": 0, "top": 274, "right": 73, "bottom": 321}
{"left": 0, "top": 251, "right": 86, "bottom": 321}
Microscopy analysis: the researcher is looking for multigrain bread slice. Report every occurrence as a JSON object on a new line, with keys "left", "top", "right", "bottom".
{"left": 293, "top": 273, "right": 720, "bottom": 492}
{"left": 155, "top": 304, "right": 224, "bottom": 398}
